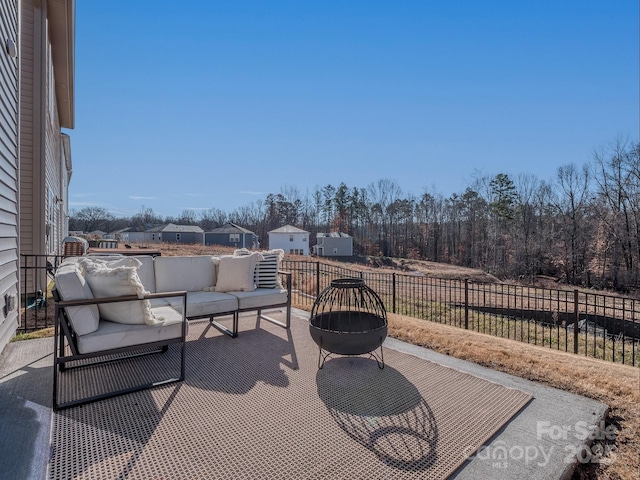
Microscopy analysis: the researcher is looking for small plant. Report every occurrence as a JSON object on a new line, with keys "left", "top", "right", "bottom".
{"left": 11, "top": 327, "right": 54, "bottom": 342}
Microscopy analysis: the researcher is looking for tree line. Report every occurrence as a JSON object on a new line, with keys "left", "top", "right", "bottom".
{"left": 70, "top": 138, "right": 640, "bottom": 292}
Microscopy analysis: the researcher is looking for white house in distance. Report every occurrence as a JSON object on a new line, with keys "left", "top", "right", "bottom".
{"left": 268, "top": 225, "right": 310, "bottom": 255}
{"left": 312, "top": 232, "right": 353, "bottom": 257}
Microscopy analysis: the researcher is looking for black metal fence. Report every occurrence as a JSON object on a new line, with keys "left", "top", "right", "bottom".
{"left": 283, "top": 260, "right": 640, "bottom": 367}
{"left": 17, "top": 255, "right": 640, "bottom": 366}
{"left": 19, "top": 254, "right": 66, "bottom": 334}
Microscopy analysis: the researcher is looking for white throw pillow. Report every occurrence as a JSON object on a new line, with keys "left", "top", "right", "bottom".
{"left": 214, "top": 253, "right": 264, "bottom": 292}
{"left": 80, "top": 259, "right": 163, "bottom": 326}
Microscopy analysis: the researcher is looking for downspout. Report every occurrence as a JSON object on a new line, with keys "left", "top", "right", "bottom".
{"left": 33, "top": 0, "right": 47, "bottom": 256}
{"left": 16, "top": 0, "right": 22, "bottom": 256}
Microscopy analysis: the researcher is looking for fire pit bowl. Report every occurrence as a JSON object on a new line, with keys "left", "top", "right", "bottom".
{"left": 309, "top": 278, "right": 387, "bottom": 369}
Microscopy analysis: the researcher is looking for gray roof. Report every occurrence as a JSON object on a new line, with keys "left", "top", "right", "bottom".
{"left": 147, "top": 223, "right": 204, "bottom": 233}
{"left": 207, "top": 223, "right": 255, "bottom": 235}
{"left": 317, "top": 232, "right": 351, "bottom": 238}
{"left": 269, "top": 225, "right": 309, "bottom": 234}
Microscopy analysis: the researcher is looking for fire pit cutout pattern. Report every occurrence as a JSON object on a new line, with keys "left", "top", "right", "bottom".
{"left": 309, "top": 278, "right": 388, "bottom": 369}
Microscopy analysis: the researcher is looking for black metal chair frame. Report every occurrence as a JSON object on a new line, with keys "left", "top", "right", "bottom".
{"left": 237, "top": 271, "right": 292, "bottom": 333}
{"left": 53, "top": 290, "right": 188, "bottom": 411}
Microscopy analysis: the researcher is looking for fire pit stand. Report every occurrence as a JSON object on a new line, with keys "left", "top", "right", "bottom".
{"left": 309, "top": 278, "right": 388, "bottom": 369}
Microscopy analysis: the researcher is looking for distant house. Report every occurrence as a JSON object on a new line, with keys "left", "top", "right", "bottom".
{"left": 87, "top": 230, "right": 107, "bottom": 239}
{"left": 268, "top": 225, "right": 310, "bottom": 255}
{"left": 117, "top": 225, "right": 148, "bottom": 243}
{"left": 146, "top": 224, "right": 204, "bottom": 244}
{"left": 312, "top": 232, "right": 353, "bottom": 257}
{"left": 205, "top": 223, "right": 258, "bottom": 249}
{"left": 110, "top": 228, "right": 131, "bottom": 241}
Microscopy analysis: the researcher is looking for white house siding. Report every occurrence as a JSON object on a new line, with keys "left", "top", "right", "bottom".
{"left": 19, "top": 2, "right": 35, "bottom": 258}
{"left": 0, "top": 0, "right": 21, "bottom": 352}
{"left": 269, "top": 233, "right": 309, "bottom": 255}
{"left": 45, "top": 83, "right": 64, "bottom": 255}
{"left": 60, "top": 133, "right": 71, "bottom": 235}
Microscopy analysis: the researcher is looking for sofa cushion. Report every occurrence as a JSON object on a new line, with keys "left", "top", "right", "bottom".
{"left": 79, "top": 257, "right": 163, "bottom": 326}
{"left": 54, "top": 264, "right": 100, "bottom": 336}
{"left": 154, "top": 256, "right": 217, "bottom": 293}
{"left": 168, "top": 291, "right": 238, "bottom": 318}
{"left": 232, "top": 288, "right": 288, "bottom": 310}
{"left": 76, "top": 305, "right": 185, "bottom": 354}
{"left": 214, "top": 253, "right": 263, "bottom": 292}
{"left": 134, "top": 255, "right": 156, "bottom": 293}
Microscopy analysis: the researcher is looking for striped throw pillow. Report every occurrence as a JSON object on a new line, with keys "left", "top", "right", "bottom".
{"left": 234, "top": 249, "right": 284, "bottom": 289}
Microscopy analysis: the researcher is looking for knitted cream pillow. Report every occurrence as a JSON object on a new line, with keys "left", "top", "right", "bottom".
{"left": 79, "top": 257, "right": 163, "bottom": 325}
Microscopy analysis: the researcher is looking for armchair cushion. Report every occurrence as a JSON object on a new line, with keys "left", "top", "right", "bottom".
{"left": 76, "top": 305, "right": 184, "bottom": 354}
{"left": 54, "top": 264, "right": 100, "bottom": 336}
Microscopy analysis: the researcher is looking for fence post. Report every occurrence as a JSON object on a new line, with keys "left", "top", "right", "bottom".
{"left": 573, "top": 289, "right": 579, "bottom": 354}
{"left": 22, "top": 254, "right": 27, "bottom": 332}
{"left": 464, "top": 278, "right": 469, "bottom": 329}
{"left": 392, "top": 273, "right": 396, "bottom": 314}
{"left": 316, "top": 261, "right": 320, "bottom": 298}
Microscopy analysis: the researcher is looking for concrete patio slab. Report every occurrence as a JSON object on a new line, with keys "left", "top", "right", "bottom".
{"left": 0, "top": 308, "right": 608, "bottom": 479}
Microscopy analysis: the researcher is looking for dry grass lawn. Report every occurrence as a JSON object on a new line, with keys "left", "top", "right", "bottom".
{"left": 383, "top": 313, "right": 639, "bottom": 480}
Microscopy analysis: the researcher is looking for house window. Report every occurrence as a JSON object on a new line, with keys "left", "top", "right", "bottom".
{"left": 289, "top": 235, "right": 294, "bottom": 242}
{"left": 230, "top": 233, "right": 240, "bottom": 242}
{"left": 290, "top": 249, "right": 294, "bottom": 254}
{"left": 303, "top": 236, "right": 307, "bottom": 242}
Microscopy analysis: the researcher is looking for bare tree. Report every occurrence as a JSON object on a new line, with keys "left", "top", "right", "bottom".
{"left": 367, "top": 179, "right": 402, "bottom": 256}
{"left": 129, "top": 206, "right": 163, "bottom": 231}
{"left": 592, "top": 138, "right": 640, "bottom": 289}
{"left": 513, "top": 173, "right": 542, "bottom": 277}
{"left": 70, "top": 207, "right": 114, "bottom": 233}
{"left": 200, "top": 208, "right": 228, "bottom": 231}
{"left": 551, "top": 163, "right": 591, "bottom": 285}
{"left": 177, "top": 209, "right": 198, "bottom": 225}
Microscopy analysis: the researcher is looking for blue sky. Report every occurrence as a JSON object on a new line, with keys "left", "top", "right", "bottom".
{"left": 69, "top": 1, "right": 639, "bottom": 218}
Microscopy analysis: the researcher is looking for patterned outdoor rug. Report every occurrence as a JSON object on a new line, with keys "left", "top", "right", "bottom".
{"left": 50, "top": 312, "right": 532, "bottom": 479}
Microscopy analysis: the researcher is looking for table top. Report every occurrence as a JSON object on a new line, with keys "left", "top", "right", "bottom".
{"left": 86, "top": 248, "right": 162, "bottom": 257}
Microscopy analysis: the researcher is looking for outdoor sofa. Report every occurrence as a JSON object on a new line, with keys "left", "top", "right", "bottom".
{"left": 52, "top": 250, "right": 291, "bottom": 410}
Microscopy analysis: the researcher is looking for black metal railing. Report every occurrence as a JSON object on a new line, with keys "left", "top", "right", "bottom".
{"left": 19, "top": 254, "right": 66, "bottom": 333}
{"left": 18, "top": 255, "right": 639, "bottom": 366}
{"left": 284, "top": 260, "right": 640, "bottom": 367}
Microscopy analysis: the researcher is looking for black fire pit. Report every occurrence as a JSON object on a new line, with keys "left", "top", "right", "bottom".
{"left": 309, "top": 278, "right": 387, "bottom": 369}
